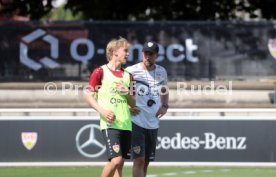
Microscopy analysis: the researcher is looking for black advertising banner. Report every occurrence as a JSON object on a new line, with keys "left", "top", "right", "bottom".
{"left": 0, "top": 119, "right": 106, "bottom": 162}
{"left": 156, "top": 119, "right": 276, "bottom": 162}
{"left": 1, "top": 21, "right": 276, "bottom": 81}
{"left": 0, "top": 117, "right": 276, "bottom": 163}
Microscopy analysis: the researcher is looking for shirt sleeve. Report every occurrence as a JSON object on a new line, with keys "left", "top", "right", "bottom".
{"left": 163, "top": 69, "right": 168, "bottom": 85}
{"left": 161, "top": 67, "right": 168, "bottom": 85}
{"left": 88, "top": 67, "right": 103, "bottom": 92}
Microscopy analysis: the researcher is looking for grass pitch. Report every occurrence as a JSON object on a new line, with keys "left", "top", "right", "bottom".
{"left": 0, "top": 166, "right": 276, "bottom": 177}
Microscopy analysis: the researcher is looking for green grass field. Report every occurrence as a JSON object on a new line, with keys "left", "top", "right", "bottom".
{"left": 0, "top": 167, "right": 276, "bottom": 177}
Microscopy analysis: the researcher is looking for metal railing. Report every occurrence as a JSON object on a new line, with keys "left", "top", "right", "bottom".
{"left": 1, "top": 108, "right": 276, "bottom": 118}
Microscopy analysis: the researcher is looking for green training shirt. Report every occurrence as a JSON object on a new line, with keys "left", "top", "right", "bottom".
{"left": 97, "top": 65, "right": 132, "bottom": 131}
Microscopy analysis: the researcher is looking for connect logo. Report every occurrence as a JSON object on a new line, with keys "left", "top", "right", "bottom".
{"left": 20, "top": 28, "right": 59, "bottom": 71}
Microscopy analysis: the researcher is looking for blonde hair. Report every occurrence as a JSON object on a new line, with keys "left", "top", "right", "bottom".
{"left": 106, "top": 37, "right": 130, "bottom": 61}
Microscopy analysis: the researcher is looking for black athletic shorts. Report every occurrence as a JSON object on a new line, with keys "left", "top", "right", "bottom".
{"left": 102, "top": 128, "right": 131, "bottom": 160}
{"left": 131, "top": 123, "right": 158, "bottom": 162}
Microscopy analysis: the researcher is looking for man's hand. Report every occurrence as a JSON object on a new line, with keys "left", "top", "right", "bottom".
{"left": 116, "top": 82, "right": 129, "bottom": 95}
{"left": 101, "top": 109, "right": 116, "bottom": 123}
{"left": 155, "top": 106, "right": 168, "bottom": 119}
{"left": 130, "top": 107, "right": 140, "bottom": 116}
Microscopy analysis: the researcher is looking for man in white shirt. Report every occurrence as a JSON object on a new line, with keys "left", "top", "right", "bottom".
{"left": 126, "top": 41, "right": 169, "bottom": 177}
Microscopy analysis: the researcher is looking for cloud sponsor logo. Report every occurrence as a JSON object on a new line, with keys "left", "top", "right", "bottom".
{"left": 157, "top": 132, "right": 247, "bottom": 150}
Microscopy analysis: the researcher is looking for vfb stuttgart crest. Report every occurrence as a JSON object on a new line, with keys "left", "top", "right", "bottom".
{"left": 21, "top": 132, "right": 38, "bottom": 150}
{"left": 113, "top": 144, "right": 120, "bottom": 153}
{"left": 268, "top": 38, "right": 276, "bottom": 60}
{"left": 133, "top": 146, "right": 141, "bottom": 154}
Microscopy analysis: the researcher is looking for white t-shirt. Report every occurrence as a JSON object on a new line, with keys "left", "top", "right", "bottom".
{"left": 126, "top": 63, "right": 168, "bottom": 129}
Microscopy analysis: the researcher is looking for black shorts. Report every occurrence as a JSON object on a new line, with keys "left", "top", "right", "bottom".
{"left": 102, "top": 128, "right": 131, "bottom": 160}
{"left": 131, "top": 123, "right": 158, "bottom": 162}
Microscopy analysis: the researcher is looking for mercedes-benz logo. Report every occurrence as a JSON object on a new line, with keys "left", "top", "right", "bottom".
{"left": 75, "top": 124, "right": 106, "bottom": 158}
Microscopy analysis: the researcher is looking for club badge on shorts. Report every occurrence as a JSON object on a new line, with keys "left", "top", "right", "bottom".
{"left": 133, "top": 146, "right": 141, "bottom": 154}
{"left": 268, "top": 38, "right": 276, "bottom": 60}
{"left": 21, "top": 132, "right": 38, "bottom": 150}
{"left": 113, "top": 144, "right": 120, "bottom": 153}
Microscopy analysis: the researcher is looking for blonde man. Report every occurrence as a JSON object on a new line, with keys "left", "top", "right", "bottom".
{"left": 85, "top": 37, "right": 135, "bottom": 177}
